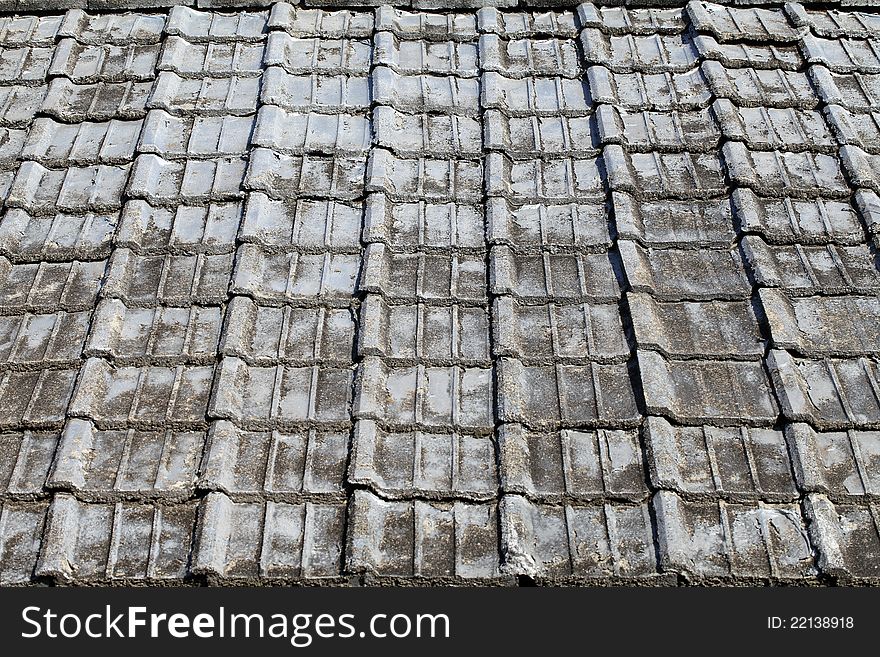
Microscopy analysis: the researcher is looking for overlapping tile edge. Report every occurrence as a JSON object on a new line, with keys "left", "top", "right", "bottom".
{"left": 0, "top": 0, "right": 879, "bottom": 586}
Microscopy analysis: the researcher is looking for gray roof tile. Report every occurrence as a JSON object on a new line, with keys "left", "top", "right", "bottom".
{"left": 58, "top": 8, "right": 165, "bottom": 45}
{"left": 588, "top": 65, "right": 711, "bottom": 111}
{"left": 759, "top": 288, "right": 880, "bottom": 357}
{"left": 48, "top": 418, "right": 204, "bottom": 501}
{"left": 490, "top": 246, "right": 621, "bottom": 302}
{"left": 221, "top": 295, "right": 354, "bottom": 365}
{"left": 241, "top": 193, "right": 362, "bottom": 252}
{"left": 619, "top": 241, "right": 751, "bottom": 301}
{"left": 786, "top": 423, "right": 880, "bottom": 499}
{"left": 492, "top": 296, "right": 628, "bottom": 364}
{"left": 0, "top": 208, "right": 117, "bottom": 261}
{"left": 7, "top": 161, "right": 129, "bottom": 216}
{"left": 21, "top": 117, "right": 142, "bottom": 167}
{"left": 576, "top": 3, "right": 685, "bottom": 36}
{"left": 115, "top": 200, "right": 241, "bottom": 254}
{"left": 102, "top": 248, "right": 234, "bottom": 306}
{"left": 840, "top": 144, "right": 880, "bottom": 193}
{"left": 628, "top": 293, "right": 764, "bottom": 359}
{"left": 486, "top": 153, "right": 604, "bottom": 203}
{"left": 580, "top": 30, "right": 699, "bottom": 73}
{"left": 349, "top": 419, "right": 496, "bottom": 501}
{"left": 49, "top": 39, "right": 160, "bottom": 84}
{"left": 479, "top": 34, "right": 579, "bottom": 79}
{"left": 0, "top": 258, "right": 105, "bottom": 313}
{"left": 198, "top": 419, "right": 348, "bottom": 499}
{"left": 261, "top": 65, "right": 370, "bottom": 114}
{"left": 802, "top": 34, "right": 880, "bottom": 74}
{"left": 0, "top": 14, "right": 62, "bottom": 47}
{"left": 166, "top": 5, "right": 268, "bottom": 42}
{"left": 687, "top": 1, "right": 801, "bottom": 43}
{"left": 804, "top": 494, "right": 880, "bottom": 581}
{"left": 374, "top": 66, "right": 477, "bottom": 115}
{"left": 0, "top": 500, "right": 48, "bottom": 584}
{"left": 0, "top": 85, "right": 46, "bottom": 127}
{"left": 148, "top": 71, "right": 260, "bottom": 116}
{"left": 209, "top": 357, "right": 353, "bottom": 429}
{"left": 0, "top": 431, "right": 58, "bottom": 497}
{"left": 127, "top": 154, "right": 247, "bottom": 205}
{"left": 346, "top": 489, "right": 500, "bottom": 580}
{"left": 193, "top": 493, "right": 346, "bottom": 580}
{"left": 363, "top": 194, "right": 484, "bottom": 251}
{"left": 811, "top": 66, "right": 880, "bottom": 113}
{"left": 702, "top": 60, "right": 818, "bottom": 109}
{"left": 486, "top": 197, "right": 610, "bottom": 251}
{"left": 158, "top": 36, "right": 265, "bottom": 78}
{"left": 484, "top": 110, "right": 597, "bottom": 157}
{"left": 375, "top": 106, "right": 481, "bottom": 158}
{"left": 638, "top": 350, "right": 778, "bottom": 426}
{"left": 768, "top": 349, "right": 880, "bottom": 431}
{"left": 41, "top": 78, "right": 151, "bottom": 122}
{"left": 645, "top": 416, "right": 796, "bottom": 501}
{"left": 252, "top": 105, "right": 369, "bottom": 156}
{"left": 0, "top": 310, "right": 90, "bottom": 368}
{"left": 596, "top": 104, "right": 720, "bottom": 152}
{"left": 732, "top": 187, "right": 866, "bottom": 245}
{"left": 743, "top": 237, "right": 880, "bottom": 296}
{"left": 785, "top": 3, "right": 880, "bottom": 40}
{"left": 0, "top": 126, "right": 27, "bottom": 168}
{"left": 85, "top": 299, "right": 222, "bottom": 364}
{"left": 367, "top": 149, "right": 482, "bottom": 202}
{"left": 231, "top": 244, "right": 360, "bottom": 306}
{"left": 0, "top": 46, "right": 53, "bottom": 85}
{"left": 0, "top": 369, "right": 79, "bottom": 430}
{"left": 695, "top": 34, "right": 803, "bottom": 70}
{"left": 604, "top": 145, "right": 727, "bottom": 199}
{"left": 245, "top": 148, "right": 365, "bottom": 200}
{"left": 723, "top": 142, "right": 850, "bottom": 198}
{"left": 500, "top": 495, "right": 657, "bottom": 579}
{"left": 354, "top": 357, "right": 493, "bottom": 433}
{"left": 35, "top": 494, "right": 197, "bottom": 583}
{"left": 376, "top": 32, "right": 478, "bottom": 77}
{"left": 825, "top": 104, "right": 880, "bottom": 153}
{"left": 712, "top": 99, "right": 835, "bottom": 153}
{"left": 265, "top": 32, "right": 370, "bottom": 75}
{"left": 359, "top": 295, "right": 490, "bottom": 365}
{"left": 375, "top": 5, "right": 477, "bottom": 41}
{"left": 497, "top": 358, "right": 639, "bottom": 429}
{"left": 481, "top": 70, "right": 591, "bottom": 116}
{"left": 480, "top": 6, "right": 578, "bottom": 37}
{"left": 499, "top": 423, "right": 647, "bottom": 502}
{"left": 69, "top": 358, "right": 215, "bottom": 429}
{"left": 613, "top": 193, "right": 735, "bottom": 247}
{"left": 654, "top": 491, "right": 817, "bottom": 580}
{"left": 855, "top": 188, "right": 880, "bottom": 234}
{"left": 268, "top": 3, "right": 373, "bottom": 38}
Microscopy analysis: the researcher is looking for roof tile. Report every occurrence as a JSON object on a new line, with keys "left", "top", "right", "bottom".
{"left": 376, "top": 32, "right": 477, "bottom": 77}
{"left": 346, "top": 489, "right": 500, "bottom": 579}
{"left": 712, "top": 99, "right": 835, "bottom": 153}
{"left": 375, "top": 106, "right": 481, "bottom": 158}
{"left": 492, "top": 296, "right": 628, "bottom": 364}
{"left": 723, "top": 142, "right": 850, "bottom": 198}
{"left": 804, "top": 494, "right": 880, "bottom": 581}
{"left": 500, "top": 495, "right": 658, "bottom": 579}
{"left": 166, "top": 5, "right": 268, "bottom": 42}
{"left": 198, "top": 419, "right": 348, "bottom": 499}
{"left": 7, "top": 161, "right": 129, "bottom": 216}
{"left": 687, "top": 1, "right": 801, "bottom": 43}
{"left": 576, "top": 3, "right": 685, "bottom": 36}
{"left": 158, "top": 36, "right": 265, "bottom": 78}
{"left": 49, "top": 39, "right": 160, "bottom": 84}
{"left": 21, "top": 117, "right": 142, "bottom": 166}
{"left": 654, "top": 491, "right": 816, "bottom": 580}
{"left": 0, "top": 257, "right": 105, "bottom": 313}
{"left": 261, "top": 66, "right": 370, "bottom": 114}
{"left": 785, "top": 3, "right": 880, "bottom": 40}
{"left": 265, "top": 32, "right": 370, "bottom": 76}
{"left": 760, "top": 288, "right": 880, "bottom": 357}
{"left": 480, "top": 7, "right": 578, "bottom": 38}
{"left": 0, "top": 500, "right": 48, "bottom": 584}
{"left": 0, "top": 208, "right": 117, "bottom": 261}
{"left": 811, "top": 66, "right": 880, "bottom": 113}
{"left": 354, "top": 357, "right": 493, "bottom": 433}
{"left": 374, "top": 66, "right": 477, "bottom": 115}
{"left": 0, "top": 310, "right": 90, "bottom": 368}
{"left": 702, "top": 60, "right": 818, "bottom": 109}
{"left": 479, "top": 33, "right": 579, "bottom": 79}
{"left": 484, "top": 109, "right": 597, "bottom": 157}
{"left": 481, "top": 70, "right": 591, "bottom": 116}
{"left": 825, "top": 104, "right": 880, "bottom": 153}
{"left": 0, "top": 85, "right": 46, "bottom": 127}
{"left": 245, "top": 148, "right": 365, "bottom": 200}
{"left": 604, "top": 145, "right": 727, "bottom": 199}
{"left": 148, "top": 71, "right": 260, "bottom": 116}
{"left": 208, "top": 357, "right": 353, "bottom": 429}
{"left": 638, "top": 350, "right": 778, "bottom": 426}
{"left": 359, "top": 294, "right": 490, "bottom": 365}
{"left": 127, "top": 154, "right": 247, "bottom": 205}
{"left": 596, "top": 104, "right": 720, "bottom": 152}
{"left": 58, "top": 8, "right": 165, "bottom": 45}
{"left": 499, "top": 424, "right": 647, "bottom": 502}
{"left": 364, "top": 193, "right": 486, "bottom": 251}
{"left": 349, "top": 419, "right": 497, "bottom": 501}
{"left": 41, "top": 78, "right": 151, "bottom": 122}
{"left": 580, "top": 29, "right": 699, "bottom": 73}
{"left": 252, "top": 105, "right": 369, "bottom": 156}
{"left": 695, "top": 34, "right": 803, "bottom": 70}
{"left": 116, "top": 199, "right": 241, "bottom": 254}
{"left": 589, "top": 65, "right": 711, "bottom": 111}
{"left": 0, "top": 431, "right": 58, "bottom": 497}
{"left": 802, "top": 34, "right": 880, "bottom": 74}
{"left": 375, "top": 5, "right": 477, "bottom": 41}
{"left": 0, "top": 46, "right": 53, "bottom": 85}
{"left": 367, "top": 149, "right": 482, "bottom": 202}
{"left": 787, "top": 423, "right": 880, "bottom": 499}
{"left": 0, "top": 369, "right": 79, "bottom": 430}
{"left": 486, "top": 153, "right": 604, "bottom": 203}
{"left": 613, "top": 193, "right": 735, "bottom": 247}
{"left": 646, "top": 416, "right": 796, "bottom": 501}
{"left": 486, "top": 197, "right": 610, "bottom": 251}
{"left": 268, "top": 3, "right": 372, "bottom": 39}
{"left": 0, "top": 14, "right": 62, "bottom": 47}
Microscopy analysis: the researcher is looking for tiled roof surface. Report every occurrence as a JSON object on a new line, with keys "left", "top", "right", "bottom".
{"left": 0, "top": 0, "right": 879, "bottom": 586}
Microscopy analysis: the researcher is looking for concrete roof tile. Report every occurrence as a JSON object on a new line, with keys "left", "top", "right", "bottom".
{"left": 580, "top": 29, "right": 700, "bottom": 73}
{"left": 49, "top": 38, "right": 160, "bottom": 83}
{"left": 786, "top": 3, "right": 880, "bottom": 40}
{"left": 577, "top": 3, "right": 686, "bottom": 36}
{"left": 687, "top": 1, "right": 802, "bottom": 43}
{"left": 41, "top": 78, "right": 151, "bottom": 121}
{"left": 166, "top": 4, "right": 269, "bottom": 41}
{"left": 0, "top": 208, "right": 117, "bottom": 262}
{"left": 0, "top": 257, "right": 106, "bottom": 313}
{"left": 0, "top": 85, "right": 46, "bottom": 127}
{"left": 613, "top": 192, "right": 735, "bottom": 247}
{"left": 246, "top": 148, "right": 365, "bottom": 200}
{"left": 805, "top": 494, "right": 880, "bottom": 582}
{"left": 260, "top": 65, "right": 370, "bottom": 113}
{"left": 787, "top": 423, "right": 880, "bottom": 499}
{"left": 115, "top": 199, "right": 241, "bottom": 254}
{"left": 0, "top": 45, "right": 53, "bottom": 85}
{"left": 21, "top": 116, "right": 142, "bottom": 166}
{"left": 58, "top": 8, "right": 166, "bottom": 45}
{"left": 0, "top": 500, "right": 48, "bottom": 584}
{"left": 376, "top": 31, "right": 478, "bottom": 76}
{"left": 604, "top": 145, "right": 727, "bottom": 199}
{"left": 0, "top": 368, "right": 79, "bottom": 430}
{"left": 148, "top": 70, "right": 260, "bottom": 115}
{"left": 375, "top": 5, "right": 477, "bottom": 41}
{"left": 268, "top": 3, "right": 373, "bottom": 38}
{"left": 589, "top": 65, "right": 711, "bottom": 111}
{"left": 0, "top": 431, "right": 58, "bottom": 497}
{"left": 703, "top": 59, "right": 818, "bottom": 108}
{"left": 265, "top": 32, "right": 370, "bottom": 75}
{"left": 252, "top": 105, "right": 370, "bottom": 155}
{"left": 0, "top": 14, "right": 62, "bottom": 47}
{"left": 0, "top": 310, "right": 91, "bottom": 368}
{"left": 482, "top": 70, "right": 591, "bottom": 115}
{"left": 6, "top": 161, "right": 130, "bottom": 215}
{"left": 481, "top": 7, "right": 578, "bottom": 37}
{"left": 486, "top": 197, "right": 610, "bottom": 251}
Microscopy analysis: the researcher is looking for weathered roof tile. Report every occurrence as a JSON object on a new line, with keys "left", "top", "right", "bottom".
{"left": 576, "top": 3, "right": 685, "bottom": 36}
{"left": 613, "top": 193, "right": 735, "bottom": 247}
{"left": 268, "top": 3, "right": 372, "bottom": 39}
{"left": 58, "top": 8, "right": 165, "bottom": 45}
{"left": 695, "top": 34, "right": 803, "bottom": 70}
{"left": 481, "top": 6, "right": 578, "bottom": 38}
{"left": 580, "top": 29, "right": 699, "bottom": 73}
{"left": 0, "top": 209, "right": 117, "bottom": 262}
{"left": 804, "top": 494, "right": 880, "bottom": 581}
{"left": 604, "top": 145, "right": 727, "bottom": 199}
{"left": 376, "top": 106, "right": 482, "bottom": 157}
{"left": 115, "top": 199, "right": 241, "bottom": 254}
{"left": 127, "top": 153, "right": 247, "bottom": 205}
{"left": 588, "top": 65, "right": 711, "bottom": 111}
{"left": 0, "top": 45, "right": 53, "bottom": 85}
{"left": 486, "top": 197, "right": 610, "bottom": 251}
{"left": 482, "top": 70, "right": 591, "bottom": 116}
{"left": 0, "top": 500, "right": 48, "bottom": 584}
{"left": 0, "top": 257, "right": 105, "bottom": 313}
{"left": 597, "top": 104, "right": 720, "bottom": 152}
{"left": 265, "top": 32, "right": 370, "bottom": 75}
{"left": 21, "top": 117, "right": 142, "bottom": 166}
{"left": 246, "top": 148, "right": 365, "bottom": 200}
{"left": 49, "top": 39, "right": 160, "bottom": 83}
{"left": 376, "top": 32, "right": 478, "bottom": 77}
{"left": 723, "top": 142, "right": 850, "bottom": 198}
{"left": 802, "top": 34, "right": 880, "bottom": 74}
{"left": 646, "top": 416, "right": 796, "bottom": 501}
{"left": 149, "top": 71, "right": 260, "bottom": 116}
{"left": 702, "top": 60, "right": 818, "bottom": 109}
{"left": 638, "top": 350, "right": 779, "bottom": 426}
{"left": 0, "top": 431, "right": 58, "bottom": 497}
{"left": 0, "top": 369, "right": 79, "bottom": 430}
{"left": 363, "top": 194, "right": 486, "bottom": 251}
{"left": 166, "top": 5, "right": 268, "bottom": 42}
{"left": 158, "top": 36, "right": 265, "bottom": 78}
{"left": 7, "top": 161, "right": 129, "bottom": 216}
{"left": 0, "top": 14, "right": 62, "bottom": 47}
{"left": 687, "top": 1, "right": 802, "bottom": 43}
{"left": 486, "top": 152, "right": 604, "bottom": 203}
{"left": 712, "top": 99, "right": 835, "bottom": 153}
{"left": 367, "top": 149, "right": 482, "bottom": 202}
{"left": 252, "top": 105, "right": 368, "bottom": 156}
{"left": 0, "top": 85, "right": 46, "bottom": 127}
{"left": 0, "top": 310, "right": 90, "bottom": 368}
